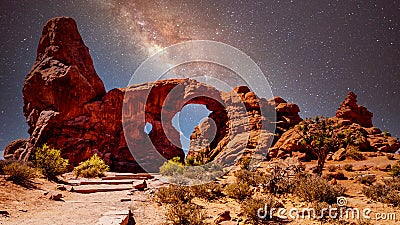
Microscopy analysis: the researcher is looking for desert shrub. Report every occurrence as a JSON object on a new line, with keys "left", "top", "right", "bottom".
{"left": 226, "top": 181, "right": 252, "bottom": 201}
{"left": 363, "top": 178, "right": 400, "bottom": 206}
{"left": 383, "top": 131, "right": 391, "bottom": 137}
{"left": 0, "top": 159, "right": 13, "bottom": 175}
{"left": 33, "top": 144, "right": 69, "bottom": 179}
{"left": 327, "top": 165, "right": 338, "bottom": 172}
{"left": 182, "top": 166, "right": 205, "bottom": 180}
{"left": 185, "top": 156, "right": 195, "bottom": 166}
{"left": 345, "top": 146, "right": 365, "bottom": 161}
{"left": 73, "top": 154, "right": 109, "bottom": 178}
{"left": 234, "top": 169, "right": 258, "bottom": 185}
{"left": 156, "top": 185, "right": 193, "bottom": 204}
{"left": 160, "top": 162, "right": 184, "bottom": 176}
{"left": 190, "top": 182, "right": 223, "bottom": 201}
{"left": 311, "top": 201, "right": 330, "bottom": 221}
{"left": 3, "top": 162, "right": 36, "bottom": 185}
{"left": 239, "top": 157, "right": 252, "bottom": 170}
{"left": 241, "top": 196, "right": 278, "bottom": 223}
{"left": 261, "top": 163, "right": 304, "bottom": 195}
{"left": 343, "top": 164, "right": 353, "bottom": 171}
{"left": 355, "top": 174, "right": 376, "bottom": 185}
{"left": 165, "top": 202, "right": 208, "bottom": 225}
{"left": 389, "top": 161, "right": 400, "bottom": 177}
{"left": 294, "top": 173, "right": 346, "bottom": 204}
{"left": 386, "top": 154, "right": 395, "bottom": 160}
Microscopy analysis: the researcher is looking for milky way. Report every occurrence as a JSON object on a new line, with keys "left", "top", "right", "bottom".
{"left": 0, "top": 0, "right": 399, "bottom": 157}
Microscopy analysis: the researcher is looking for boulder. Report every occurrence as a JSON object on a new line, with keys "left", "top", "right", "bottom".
{"left": 332, "top": 148, "right": 347, "bottom": 161}
{"left": 48, "top": 191, "right": 63, "bottom": 201}
{"left": 133, "top": 180, "right": 147, "bottom": 191}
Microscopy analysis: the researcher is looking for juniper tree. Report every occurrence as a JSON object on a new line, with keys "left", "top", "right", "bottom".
{"left": 297, "top": 116, "right": 341, "bottom": 176}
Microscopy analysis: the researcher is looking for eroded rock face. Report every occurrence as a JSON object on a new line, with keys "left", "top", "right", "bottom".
{"left": 186, "top": 91, "right": 302, "bottom": 165}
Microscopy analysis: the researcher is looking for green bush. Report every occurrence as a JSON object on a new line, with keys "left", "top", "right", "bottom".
{"left": 241, "top": 196, "right": 278, "bottom": 223}
{"left": 390, "top": 161, "right": 400, "bottom": 177}
{"left": 73, "top": 154, "right": 109, "bottom": 178}
{"left": 159, "top": 158, "right": 184, "bottom": 176}
{"left": 363, "top": 178, "right": 400, "bottom": 206}
{"left": 294, "top": 173, "right": 346, "bottom": 204}
{"left": 165, "top": 202, "right": 208, "bottom": 225}
{"left": 160, "top": 158, "right": 224, "bottom": 184}
{"left": 185, "top": 156, "right": 195, "bottom": 166}
{"left": 33, "top": 144, "right": 69, "bottom": 179}
{"left": 3, "top": 162, "right": 36, "bottom": 185}
{"left": 345, "top": 146, "right": 365, "bottom": 161}
{"left": 0, "top": 159, "right": 13, "bottom": 175}
{"left": 239, "top": 157, "right": 252, "bottom": 170}
{"left": 156, "top": 185, "right": 193, "bottom": 204}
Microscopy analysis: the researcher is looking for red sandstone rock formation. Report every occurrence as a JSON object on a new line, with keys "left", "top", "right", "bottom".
{"left": 4, "top": 17, "right": 278, "bottom": 171}
{"left": 335, "top": 92, "right": 373, "bottom": 128}
{"left": 270, "top": 93, "right": 400, "bottom": 160}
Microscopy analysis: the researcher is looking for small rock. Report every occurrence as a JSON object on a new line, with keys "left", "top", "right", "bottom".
{"left": 0, "top": 210, "right": 10, "bottom": 217}
{"left": 330, "top": 178, "right": 337, "bottom": 185}
{"left": 48, "top": 191, "right": 63, "bottom": 201}
{"left": 133, "top": 180, "right": 147, "bottom": 191}
{"left": 57, "top": 184, "right": 67, "bottom": 191}
{"left": 214, "top": 211, "right": 231, "bottom": 224}
{"left": 145, "top": 189, "right": 154, "bottom": 195}
{"left": 120, "top": 198, "right": 131, "bottom": 202}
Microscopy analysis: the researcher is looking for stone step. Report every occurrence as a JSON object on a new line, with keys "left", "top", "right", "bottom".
{"left": 79, "top": 180, "right": 136, "bottom": 185}
{"left": 102, "top": 173, "right": 154, "bottom": 180}
{"left": 96, "top": 210, "right": 135, "bottom": 225}
{"left": 71, "top": 185, "right": 133, "bottom": 194}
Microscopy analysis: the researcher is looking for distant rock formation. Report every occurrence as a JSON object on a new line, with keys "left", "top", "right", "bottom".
{"left": 270, "top": 92, "right": 400, "bottom": 160}
{"left": 335, "top": 92, "right": 373, "bottom": 127}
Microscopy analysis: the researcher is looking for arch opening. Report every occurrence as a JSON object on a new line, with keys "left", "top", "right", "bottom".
{"left": 144, "top": 122, "right": 153, "bottom": 134}
{"left": 172, "top": 104, "right": 211, "bottom": 156}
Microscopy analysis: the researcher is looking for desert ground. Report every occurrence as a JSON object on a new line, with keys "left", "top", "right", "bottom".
{"left": 1, "top": 153, "right": 400, "bottom": 225}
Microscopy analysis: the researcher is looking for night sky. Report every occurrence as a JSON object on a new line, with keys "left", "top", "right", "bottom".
{"left": 0, "top": 0, "right": 399, "bottom": 158}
